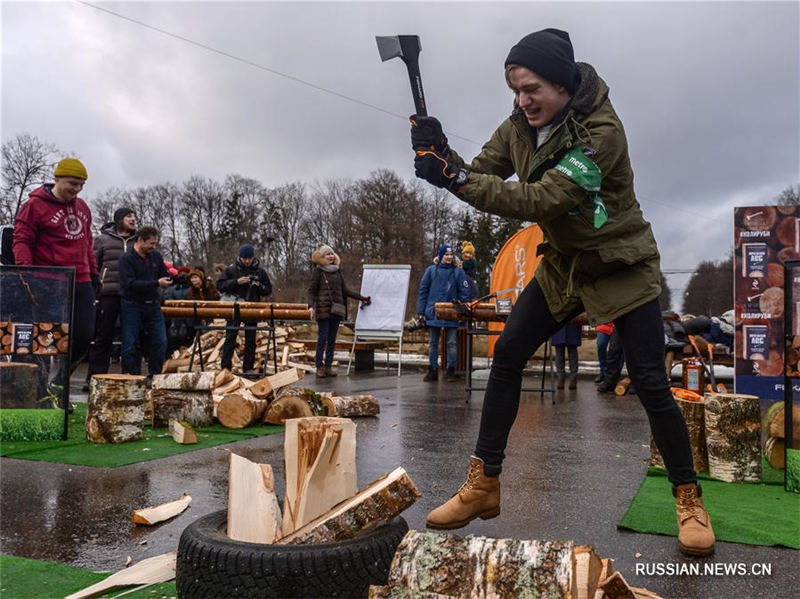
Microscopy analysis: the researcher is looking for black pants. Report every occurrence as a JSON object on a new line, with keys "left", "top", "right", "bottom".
{"left": 474, "top": 278, "right": 696, "bottom": 486}
{"left": 604, "top": 329, "right": 626, "bottom": 384}
{"left": 221, "top": 320, "right": 257, "bottom": 372}
{"left": 87, "top": 295, "right": 120, "bottom": 377}
{"left": 50, "top": 281, "right": 95, "bottom": 393}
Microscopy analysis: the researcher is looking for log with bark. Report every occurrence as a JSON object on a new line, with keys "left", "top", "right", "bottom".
{"left": 170, "top": 419, "right": 198, "bottom": 444}
{"left": 651, "top": 395, "right": 708, "bottom": 473}
{"left": 164, "top": 300, "right": 308, "bottom": 310}
{"left": 321, "top": 393, "right": 380, "bottom": 418}
{"left": 278, "top": 467, "right": 420, "bottom": 545}
{"left": 64, "top": 552, "right": 176, "bottom": 599}
{"left": 0, "top": 362, "right": 40, "bottom": 409}
{"left": 614, "top": 377, "right": 631, "bottom": 396}
{"left": 132, "top": 493, "right": 192, "bottom": 525}
{"left": 281, "top": 416, "right": 357, "bottom": 536}
{"left": 382, "top": 530, "right": 574, "bottom": 599}
{"left": 264, "top": 387, "right": 323, "bottom": 425}
{"left": 227, "top": 452, "right": 282, "bottom": 544}
{"left": 151, "top": 371, "right": 215, "bottom": 391}
{"left": 434, "top": 302, "right": 507, "bottom": 322}
{"left": 161, "top": 307, "right": 311, "bottom": 320}
{"left": 216, "top": 392, "right": 268, "bottom": 429}
{"left": 150, "top": 389, "right": 214, "bottom": 428}
{"left": 704, "top": 393, "right": 762, "bottom": 482}
{"left": 86, "top": 374, "right": 148, "bottom": 444}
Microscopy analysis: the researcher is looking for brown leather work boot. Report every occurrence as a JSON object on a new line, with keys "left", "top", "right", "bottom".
{"left": 325, "top": 367, "right": 337, "bottom": 377}
{"left": 426, "top": 456, "right": 500, "bottom": 530}
{"left": 316, "top": 366, "right": 326, "bottom": 378}
{"left": 568, "top": 377, "right": 577, "bottom": 390}
{"left": 675, "top": 483, "right": 715, "bottom": 556}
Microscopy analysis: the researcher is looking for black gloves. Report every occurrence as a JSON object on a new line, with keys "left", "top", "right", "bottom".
{"left": 410, "top": 115, "right": 449, "bottom": 154}
{"left": 360, "top": 296, "right": 371, "bottom": 308}
{"left": 414, "top": 151, "right": 469, "bottom": 191}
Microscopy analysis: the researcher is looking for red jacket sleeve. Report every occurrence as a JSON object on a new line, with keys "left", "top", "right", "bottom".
{"left": 12, "top": 200, "right": 37, "bottom": 265}
{"left": 85, "top": 217, "right": 98, "bottom": 276}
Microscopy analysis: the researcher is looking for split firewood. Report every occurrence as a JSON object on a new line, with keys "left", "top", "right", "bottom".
{"left": 87, "top": 374, "right": 148, "bottom": 444}
{"left": 287, "top": 360, "right": 317, "bottom": 373}
{"left": 764, "top": 436, "right": 785, "bottom": 469}
{"left": 215, "top": 376, "right": 243, "bottom": 396}
{"left": 264, "top": 387, "right": 323, "bottom": 425}
{"left": 281, "top": 416, "right": 357, "bottom": 536}
{"left": 265, "top": 367, "right": 304, "bottom": 393}
{"left": 249, "top": 376, "right": 273, "bottom": 399}
{"left": 161, "top": 357, "right": 192, "bottom": 373}
{"left": 64, "top": 551, "right": 176, "bottom": 599}
{"left": 574, "top": 545, "right": 604, "bottom": 599}
{"left": 151, "top": 371, "right": 214, "bottom": 391}
{"left": 599, "top": 572, "right": 636, "bottom": 599}
{"left": 279, "top": 467, "right": 420, "bottom": 545}
{"left": 170, "top": 419, "right": 198, "bottom": 444}
{"left": 151, "top": 389, "right": 214, "bottom": 428}
{"left": 321, "top": 393, "right": 380, "bottom": 418}
{"left": 651, "top": 396, "right": 707, "bottom": 473}
{"left": 614, "top": 377, "right": 631, "bottom": 396}
{"left": 227, "top": 453, "right": 282, "bottom": 544}
{"left": 131, "top": 493, "right": 192, "bottom": 525}
{"left": 704, "top": 393, "right": 761, "bottom": 482}
{"left": 217, "top": 393, "right": 268, "bottom": 429}
{"left": 382, "top": 530, "right": 573, "bottom": 598}
{"left": 214, "top": 368, "right": 234, "bottom": 388}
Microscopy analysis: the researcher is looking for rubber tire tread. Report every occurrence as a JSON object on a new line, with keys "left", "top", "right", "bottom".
{"left": 176, "top": 509, "right": 409, "bottom": 598}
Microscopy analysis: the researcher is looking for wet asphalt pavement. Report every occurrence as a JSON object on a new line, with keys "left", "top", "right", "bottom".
{"left": 1, "top": 367, "right": 798, "bottom": 599}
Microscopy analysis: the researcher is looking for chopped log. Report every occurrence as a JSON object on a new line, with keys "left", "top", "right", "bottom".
{"left": 574, "top": 545, "right": 603, "bottom": 599}
{"left": 287, "top": 360, "right": 317, "bottom": 373}
{"left": 152, "top": 371, "right": 214, "bottom": 391}
{"left": 599, "top": 558, "right": 615, "bottom": 583}
{"left": 215, "top": 376, "right": 242, "bottom": 395}
{"left": 150, "top": 389, "right": 214, "bottom": 428}
{"left": 249, "top": 376, "right": 273, "bottom": 399}
{"left": 281, "top": 345, "right": 290, "bottom": 366}
{"left": 381, "top": 529, "right": 574, "bottom": 598}
{"left": 265, "top": 367, "right": 304, "bottom": 393}
{"left": 0, "top": 362, "right": 40, "bottom": 409}
{"left": 651, "top": 396, "right": 708, "bottom": 473}
{"left": 161, "top": 357, "right": 192, "bottom": 373}
{"left": 227, "top": 453, "right": 282, "bottom": 544}
{"left": 86, "top": 374, "right": 148, "bottom": 444}
{"left": 704, "top": 393, "right": 762, "bottom": 482}
{"left": 264, "top": 392, "right": 314, "bottom": 425}
{"left": 281, "top": 417, "right": 357, "bottom": 536}
{"left": 64, "top": 552, "right": 176, "bottom": 599}
{"left": 214, "top": 368, "right": 234, "bottom": 388}
{"left": 321, "top": 393, "right": 380, "bottom": 418}
{"left": 170, "top": 419, "right": 198, "bottom": 444}
{"left": 217, "top": 393, "right": 268, "bottom": 429}
{"left": 614, "top": 377, "right": 631, "bottom": 396}
{"left": 278, "top": 467, "right": 420, "bottom": 545}
{"left": 599, "top": 572, "right": 636, "bottom": 599}
{"left": 764, "top": 436, "right": 785, "bottom": 469}
{"left": 131, "top": 493, "right": 192, "bottom": 525}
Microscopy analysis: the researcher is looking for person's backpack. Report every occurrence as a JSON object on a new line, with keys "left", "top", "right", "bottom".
{"left": 0, "top": 225, "right": 14, "bottom": 265}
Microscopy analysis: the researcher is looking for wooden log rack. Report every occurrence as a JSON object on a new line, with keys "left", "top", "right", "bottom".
{"left": 434, "top": 301, "right": 555, "bottom": 401}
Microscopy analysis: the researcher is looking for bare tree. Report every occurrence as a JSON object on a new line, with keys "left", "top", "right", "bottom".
{"left": 1, "top": 133, "right": 61, "bottom": 221}
{"left": 180, "top": 176, "right": 225, "bottom": 267}
{"left": 777, "top": 184, "right": 800, "bottom": 205}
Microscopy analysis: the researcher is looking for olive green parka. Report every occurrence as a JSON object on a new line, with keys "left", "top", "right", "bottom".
{"left": 450, "top": 62, "right": 661, "bottom": 325}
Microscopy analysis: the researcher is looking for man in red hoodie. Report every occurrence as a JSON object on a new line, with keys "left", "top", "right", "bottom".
{"left": 12, "top": 157, "right": 98, "bottom": 405}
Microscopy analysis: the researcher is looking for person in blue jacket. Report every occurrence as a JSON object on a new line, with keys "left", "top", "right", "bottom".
{"left": 418, "top": 244, "right": 471, "bottom": 382}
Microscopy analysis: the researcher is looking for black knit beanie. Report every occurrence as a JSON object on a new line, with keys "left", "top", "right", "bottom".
{"left": 505, "top": 28, "right": 579, "bottom": 94}
{"left": 113, "top": 207, "right": 135, "bottom": 226}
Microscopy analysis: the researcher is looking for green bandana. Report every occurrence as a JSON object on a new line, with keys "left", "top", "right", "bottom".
{"left": 555, "top": 147, "right": 608, "bottom": 229}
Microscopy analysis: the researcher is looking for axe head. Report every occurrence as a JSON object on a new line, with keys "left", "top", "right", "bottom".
{"left": 376, "top": 35, "right": 421, "bottom": 65}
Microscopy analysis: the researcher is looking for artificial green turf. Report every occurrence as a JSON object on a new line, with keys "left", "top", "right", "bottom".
{"left": 0, "top": 403, "right": 283, "bottom": 468}
{"left": 0, "top": 554, "right": 176, "bottom": 599}
{"left": 0, "top": 409, "right": 64, "bottom": 442}
{"left": 618, "top": 462, "right": 800, "bottom": 549}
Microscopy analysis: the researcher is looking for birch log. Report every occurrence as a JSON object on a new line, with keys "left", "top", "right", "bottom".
{"left": 704, "top": 393, "right": 762, "bottom": 482}
{"left": 369, "top": 588, "right": 454, "bottom": 599}
{"left": 321, "top": 393, "right": 380, "bottom": 417}
{"left": 216, "top": 393, "right": 268, "bottom": 428}
{"left": 650, "top": 396, "right": 707, "bottom": 473}
{"left": 278, "top": 467, "right": 420, "bottom": 545}
{"left": 151, "top": 389, "right": 214, "bottom": 428}
{"left": 86, "top": 374, "right": 147, "bottom": 444}
{"left": 151, "top": 371, "right": 214, "bottom": 391}
{"left": 385, "top": 530, "right": 575, "bottom": 599}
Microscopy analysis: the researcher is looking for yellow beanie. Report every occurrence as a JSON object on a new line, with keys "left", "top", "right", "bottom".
{"left": 54, "top": 157, "right": 88, "bottom": 180}
{"left": 461, "top": 240, "right": 476, "bottom": 256}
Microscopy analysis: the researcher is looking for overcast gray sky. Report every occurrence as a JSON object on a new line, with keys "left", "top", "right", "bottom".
{"left": 2, "top": 1, "right": 798, "bottom": 307}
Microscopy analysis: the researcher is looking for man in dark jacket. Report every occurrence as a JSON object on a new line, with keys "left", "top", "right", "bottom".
{"left": 410, "top": 29, "right": 714, "bottom": 556}
{"left": 86, "top": 207, "right": 137, "bottom": 384}
{"left": 118, "top": 226, "right": 172, "bottom": 375}
{"left": 217, "top": 244, "right": 272, "bottom": 373}
{"left": 12, "top": 157, "right": 98, "bottom": 405}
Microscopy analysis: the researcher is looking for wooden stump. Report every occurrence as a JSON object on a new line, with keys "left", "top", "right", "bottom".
{"left": 216, "top": 393, "right": 268, "bottom": 429}
{"left": 0, "top": 362, "right": 40, "bottom": 409}
{"left": 704, "top": 393, "right": 762, "bottom": 482}
{"left": 86, "top": 374, "right": 148, "bottom": 444}
{"left": 150, "top": 389, "right": 214, "bottom": 428}
{"left": 650, "top": 395, "right": 708, "bottom": 473}
{"left": 151, "top": 372, "right": 214, "bottom": 391}
{"left": 382, "top": 530, "right": 574, "bottom": 599}
{"left": 321, "top": 393, "right": 380, "bottom": 417}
